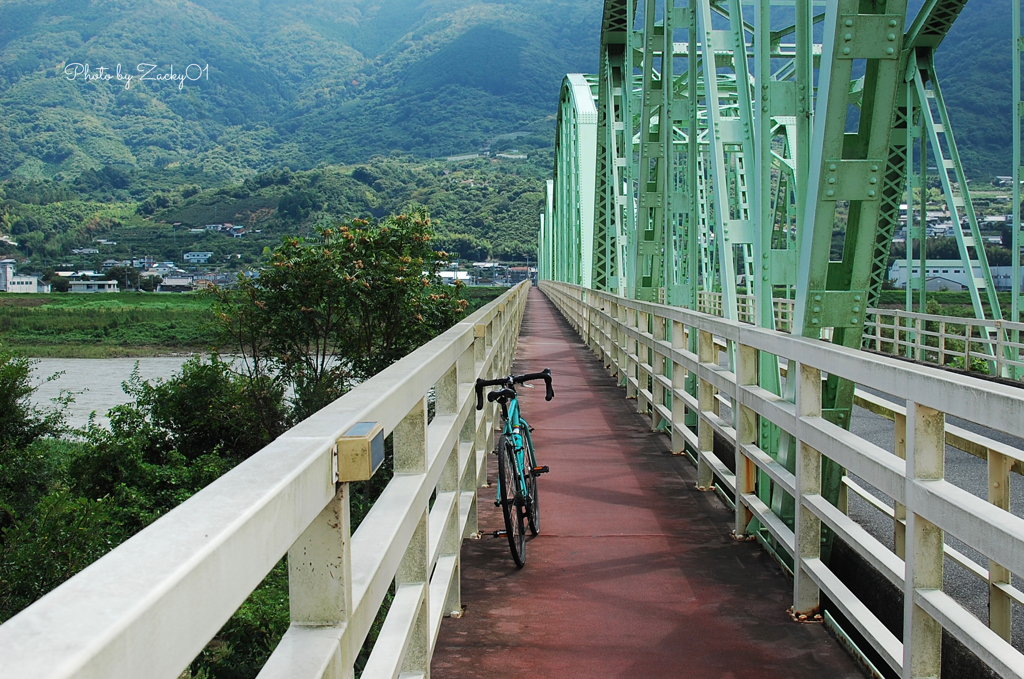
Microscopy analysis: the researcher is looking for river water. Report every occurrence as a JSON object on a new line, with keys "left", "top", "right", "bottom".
{"left": 30, "top": 357, "right": 189, "bottom": 428}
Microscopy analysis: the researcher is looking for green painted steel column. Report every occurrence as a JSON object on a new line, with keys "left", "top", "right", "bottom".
{"left": 549, "top": 75, "right": 599, "bottom": 286}
{"left": 1015, "top": 0, "right": 1023, "bottom": 376}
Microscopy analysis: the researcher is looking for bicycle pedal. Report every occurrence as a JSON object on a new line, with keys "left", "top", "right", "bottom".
{"left": 493, "top": 500, "right": 501, "bottom": 507}
{"left": 532, "top": 465, "right": 550, "bottom": 475}
{"left": 492, "top": 529, "right": 507, "bottom": 538}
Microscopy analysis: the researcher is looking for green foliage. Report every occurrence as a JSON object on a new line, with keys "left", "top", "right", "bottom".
{"left": 0, "top": 209, "right": 491, "bottom": 677}
{"left": 114, "top": 357, "right": 287, "bottom": 465}
{"left": 211, "top": 212, "right": 468, "bottom": 418}
{"left": 0, "top": 354, "right": 286, "bottom": 624}
{"left": 1, "top": 156, "right": 547, "bottom": 267}
{"left": 0, "top": 481, "right": 115, "bottom": 618}
{"left": 0, "top": 292, "right": 216, "bottom": 356}
{"left": 0, "top": 0, "right": 597, "bottom": 181}
{"left": 0, "top": 345, "right": 65, "bottom": 448}
{"left": 930, "top": 0, "right": 1013, "bottom": 178}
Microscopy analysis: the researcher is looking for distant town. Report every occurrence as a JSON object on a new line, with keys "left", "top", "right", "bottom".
{"left": 0, "top": 254, "right": 537, "bottom": 295}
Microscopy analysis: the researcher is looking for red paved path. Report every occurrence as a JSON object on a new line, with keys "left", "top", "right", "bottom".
{"left": 431, "top": 288, "right": 862, "bottom": 678}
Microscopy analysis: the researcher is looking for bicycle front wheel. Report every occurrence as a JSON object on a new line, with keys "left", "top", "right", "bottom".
{"left": 497, "top": 435, "right": 526, "bottom": 567}
{"left": 524, "top": 434, "right": 540, "bottom": 536}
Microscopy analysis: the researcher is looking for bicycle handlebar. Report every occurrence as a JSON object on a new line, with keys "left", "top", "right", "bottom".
{"left": 515, "top": 369, "right": 554, "bottom": 402}
{"left": 475, "top": 368, "right": 554, "bottom": 410}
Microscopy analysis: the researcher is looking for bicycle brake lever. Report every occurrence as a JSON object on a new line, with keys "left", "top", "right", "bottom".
{"left": 521, "top": 383, "right": 535, "bottom": 388}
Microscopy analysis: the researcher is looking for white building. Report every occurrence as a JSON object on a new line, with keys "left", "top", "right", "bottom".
{"left": 0, "top": 260, "right": 50, "bottom": 293}
{"left": 888, "top": 259, "right": 1024, "bottom": 292}
{"left": 184, "top": 251, "right": 214, "bottom": 264}
{"left": 438, "top": 271, "right": 472, "bottom": 285}
{"left": 150, "top": 263, "right": 184, "bottom": 277}
{"left": 69, "top": 280, "right": 119, "bottom": 293}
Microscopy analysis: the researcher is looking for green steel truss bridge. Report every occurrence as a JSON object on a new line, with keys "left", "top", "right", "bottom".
{"left": 7, "top": 2, "right": 1024, "bottom": 679}
{"left": 537, "top": 0, "right": 1024, "bottom": 675}
{"left": 541, "top": 0, "right": 1024, "bottom": 336}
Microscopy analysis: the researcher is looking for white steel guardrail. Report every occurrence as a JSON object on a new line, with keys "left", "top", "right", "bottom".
{"left": 543, "top": 280, "right": 1024, "bottom": 679}
{"left": 0, "top": 281, "right": 531, "bottom": 679}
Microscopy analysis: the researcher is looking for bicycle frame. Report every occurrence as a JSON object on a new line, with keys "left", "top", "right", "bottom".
{"left": 495, "top": 397, "right": 537, "bottom": 502}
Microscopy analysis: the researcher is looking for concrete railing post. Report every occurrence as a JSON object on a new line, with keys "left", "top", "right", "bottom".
{"left": 903, "top": 401, "right": 945, "bottom": 679}
{"left": 457, "top": 342, "right": 480, "bottom": 537}
{"left": 439, "top": 438, "right": 462, "bottom": 617}
{"left": 603, "top": 300, "right": 614, "bottom": 369}
{"left": 671, "top": 320, "right": 688, "bottom": 455}
{"left": 617, "top": 303, "right": 628, "bottom": 387}
{"left": 735, "top": 343, "right": 757, "bottom": 536}
{"left": 394, "top": 399, "right": 430, "bottom": 677}
{"left": 636, "top": 310, "right": 650, "bottom": 415}
{"left": 652, "top": 314, "right": 667, "bottom": 430}
{"left": 696, "top": 329, "right": 715, "bottom": 490}
{"left": 434, "top": 364, "right": 463, "bottom": 616}
{"left": 286, "top": 483, "right": 355, "bottom": 679}
{"left": 894, "top": 412, "right": 907, "bottom": 559}
{"left": 793, "top": 362, "right": 822, "bottom": 616}
{"left": 626, "top": 309, "right": 638, "bottom": 399}
{"left": 988, "top": 449, "right": 1012, "bottom": 640}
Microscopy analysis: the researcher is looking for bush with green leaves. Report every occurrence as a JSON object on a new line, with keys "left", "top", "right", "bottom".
{"left": 210, "top": 212, "right": 468, "bottom": 419}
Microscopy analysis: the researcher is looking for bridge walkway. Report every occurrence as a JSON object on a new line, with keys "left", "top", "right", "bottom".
{"left": 431, "top": 287, "right": 861, "bottom": 678}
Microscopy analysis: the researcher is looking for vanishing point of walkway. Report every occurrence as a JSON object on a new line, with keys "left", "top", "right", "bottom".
{"left": 431, "top": 288, "right": 861, "bottom": 678}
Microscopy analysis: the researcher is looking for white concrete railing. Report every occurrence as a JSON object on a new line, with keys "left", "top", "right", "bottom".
{"left": 697, "top": 291, "right": 795, "bottom": 332}
{"left": 863, "top": 308, "right": 1024, "bottom": 377}
{"left": 698, "top": 290, "right": 1024, "bottom": 379}
{"left": 543, "top": 280, "right": 1024, "bottom": 679}
{"left": 0, "top": 281, "right": 531, "bottom": 679}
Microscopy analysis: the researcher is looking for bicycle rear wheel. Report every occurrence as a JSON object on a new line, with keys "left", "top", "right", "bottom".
{"left": 524, "top": 435, "right": 540, "bottom": 535}
{"left": 497, "top": 435, "right": 526, "bottom": 567}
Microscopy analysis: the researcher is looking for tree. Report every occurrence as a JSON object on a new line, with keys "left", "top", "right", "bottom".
{"left": 139, "top": 275, "right": 161, "bottom": 292}
{"left": 43, "top": 271, "right": 70, "bottom": 293}
{"left": 105, "top": 266, "right": 141, "bottom": 290}
{"left": 0, "top": 345, "right": 66, "bottom": 450}
{"left": 210, "top": 212, "right": 468, "bottom": 419}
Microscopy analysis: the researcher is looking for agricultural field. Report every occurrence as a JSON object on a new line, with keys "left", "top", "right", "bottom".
{"left": 875, "top": 290, "right": 1021, "bottom": 322}
{"left": 0, "top": 293, "right": 217, "bottom": 357}
{"left": 0, "top": 286, "right": 506, "bottom": 358}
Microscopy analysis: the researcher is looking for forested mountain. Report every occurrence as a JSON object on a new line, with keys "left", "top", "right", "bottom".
{"left": 0, "top": 155, "right": 550, "bottom": 264}
{"left": 0, "top": 0, "right": 1016, "bottom": 270}
{"left": 0, "top": 0, "right": 1014, "bottom": 182}
{"left": 930, "top": 0, "right": 1013, "bottom": 178}
{"left": 0, "top": 0, "right": 600, "bottom": 181}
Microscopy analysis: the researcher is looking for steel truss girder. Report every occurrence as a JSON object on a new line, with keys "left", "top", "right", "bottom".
{"left": 536, "top": 0, "right": 997, "bottom": 571}
{"left": 911, "top": 52, "right": 1003, "bottom": 325}
{"left": 1015, "top": 0, "right": 1024, "bottom": 376}
{"left": 592, "top": 0, "right": 635, "bottom": 296}
{"left": 550, "top": 75, "right": 599, "bottom": 288}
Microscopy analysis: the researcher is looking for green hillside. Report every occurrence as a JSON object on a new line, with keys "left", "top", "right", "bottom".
{"left": 930, "top": 0, "right": 1013, "bottom": 178}
{"left": 0, "top": 0, "right": 1016, "bottom": 272}
{"left": 0, "top": 0, "right": 599, "bottom": 181}
{"left": 0, "top": 155, "right": 549, "bottom": 266}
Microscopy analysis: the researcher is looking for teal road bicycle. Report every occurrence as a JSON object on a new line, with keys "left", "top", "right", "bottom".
{"left": 475, "top": 369, "right": 553, "bottom": 567}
